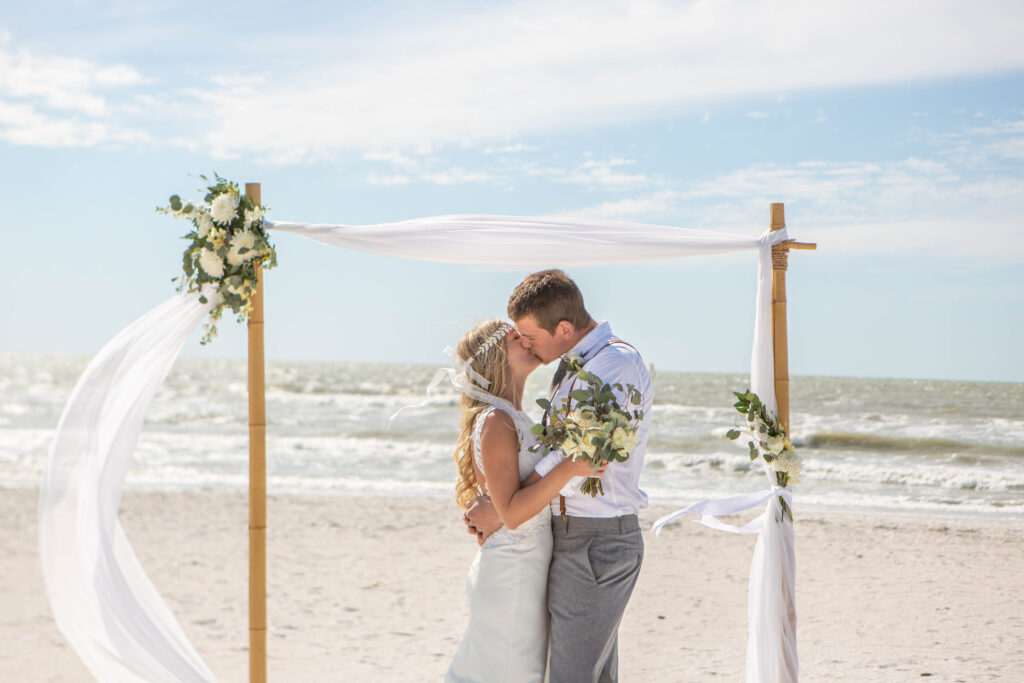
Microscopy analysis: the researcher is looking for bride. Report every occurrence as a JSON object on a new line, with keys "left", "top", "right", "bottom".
{"left": 446, "top": 319, "right": 600, "bottom": 683}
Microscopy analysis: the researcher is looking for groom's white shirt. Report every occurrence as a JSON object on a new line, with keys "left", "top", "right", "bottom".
{"left": 533, "top": 321, "right": 652, "bottom": 518}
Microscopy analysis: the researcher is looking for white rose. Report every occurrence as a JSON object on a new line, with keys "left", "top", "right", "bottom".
{"left": 198, "top": 248, "right": 225, "bottom": 279}
{"left": 210, "top": 192, "right": 241, "bottom": 225}
{"left": 766, "top": 435, "right": 784, "bottom": 455}
{"left": 577, "top": 428, "right": 603, "bottom": 459}
{"left": 571, "top": 407, "right": 600, "bottom": 429}
{"left": 611, "top": 426, "right": 638, "bottom": 453}
{"left": 562, "top": 434, "right": 584, "bottom": 459}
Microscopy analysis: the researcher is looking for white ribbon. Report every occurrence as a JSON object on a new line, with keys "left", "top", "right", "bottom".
{"left": 651, "top": 485, "right": 793, "bottom": 536}
{"left": 388, "top": 346, "right": 517, "bottom": 426}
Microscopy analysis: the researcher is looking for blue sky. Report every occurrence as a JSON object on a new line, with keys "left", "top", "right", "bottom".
{"left": 1, "top": 0, "right": 1022, "bottom": 382}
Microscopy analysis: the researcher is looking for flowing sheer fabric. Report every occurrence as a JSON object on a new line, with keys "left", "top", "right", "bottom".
{"left": 41, "top": 214, "right": 795, "bottom": 682}
{"left": 40, "top": 290, "right": 218, "bottom": 682}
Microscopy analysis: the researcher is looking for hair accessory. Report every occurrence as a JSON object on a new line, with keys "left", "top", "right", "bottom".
{"left": 471, "top": 321, "right": 514, "bottom": 361}
{"left": 388, "top": 322, "right": 517, "bottom": 428}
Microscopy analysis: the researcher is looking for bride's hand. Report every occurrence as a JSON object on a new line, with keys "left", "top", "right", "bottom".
{"left": 566, "top": 456, "right": 608, "bottom": 478}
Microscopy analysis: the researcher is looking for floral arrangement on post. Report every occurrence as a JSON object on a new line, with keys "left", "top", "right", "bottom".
{"left": 157, "top": 174, "right": 277, "bottom": 344}
{"left": 530, "top": 352, "right": 644, "bottom": 497}
{"left": 726, "top": 389, "right": 801, "bottom": 521}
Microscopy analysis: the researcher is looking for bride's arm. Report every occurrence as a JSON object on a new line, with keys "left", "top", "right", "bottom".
{"left": 479, "top": 411, "right": 596, "bottom": 530}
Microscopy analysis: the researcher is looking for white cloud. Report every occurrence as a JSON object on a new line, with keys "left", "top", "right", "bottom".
{"left": 191, "top": 0, "right": 1024, "bottom": 161}
{"left": 0, "top": 43, "right": 150, "bottom": 147}
{"left": 552, "top": 190, "right": 681, "bottom": 220}
{"left": 0, "top": 99, "right": 149, "bottom": 147}
{"left": 483, "top": 142, "right": 537, "bottom": 154}
{"left": 746, "top": 111, "right": 769, "bottom": 120}
{"left": 561, "top": 158, "right": 650, "bottom": 189}
{"left": 365, "top": 172, "right": 412, "bottom": 186}
{"left": 558, "top": 149, "right": 1024, "bottom": 264}
{"left": 0, "top": 46, "right": 145, "bottom": 115}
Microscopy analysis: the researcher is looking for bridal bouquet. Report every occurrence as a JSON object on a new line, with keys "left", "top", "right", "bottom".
{"left": 531, "top": 353, "right": 644, "bottom": 497}
{"left": 158, "top": 173, "right": 277, "bottom": 344}
{"left": 726, "top": 389, "right": 802, "bottom": 520}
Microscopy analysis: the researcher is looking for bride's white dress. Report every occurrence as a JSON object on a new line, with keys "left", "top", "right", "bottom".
{"left": 446, "top": 406, "right": 553, "bottom": 683}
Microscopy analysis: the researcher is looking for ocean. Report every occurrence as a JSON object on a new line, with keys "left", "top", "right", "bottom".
{"left": 2, "top": 352, "right": 1022, "bottom": 518}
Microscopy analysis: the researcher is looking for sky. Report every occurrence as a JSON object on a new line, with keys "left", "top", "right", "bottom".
{"left": 1, "top": 0, "right": 1022, "bottom": 382}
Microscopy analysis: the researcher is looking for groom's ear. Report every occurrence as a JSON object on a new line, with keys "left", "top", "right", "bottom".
{"left": 555, "top": 320, "right": 575, "bottom": 339}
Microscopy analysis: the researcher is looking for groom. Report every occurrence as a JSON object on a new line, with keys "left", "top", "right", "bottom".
{"left": 465, "top": 269, "right": 653, "bottom": 683}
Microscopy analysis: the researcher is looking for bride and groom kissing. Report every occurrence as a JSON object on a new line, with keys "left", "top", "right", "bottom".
{"left": 443, "top": 269, "right": 653, "bottom": 683}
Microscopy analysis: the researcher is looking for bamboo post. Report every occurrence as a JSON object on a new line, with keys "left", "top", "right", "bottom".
{"left": 769, "top": 202, "right": 816, "bottom": 681}
{"left": 770, "top": 203, "right": 790, "bottom": 433}
{"left": 245, "top": 183, "right": 267, "bottom": 683}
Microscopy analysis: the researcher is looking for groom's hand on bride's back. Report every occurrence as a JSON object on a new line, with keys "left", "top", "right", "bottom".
{"left": 463, "top": 495, "right": 503, "bottom": 546}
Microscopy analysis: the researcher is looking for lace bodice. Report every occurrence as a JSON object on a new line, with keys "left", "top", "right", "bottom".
{"left": 471, "top": 406, "right": 552, "bottom": 545}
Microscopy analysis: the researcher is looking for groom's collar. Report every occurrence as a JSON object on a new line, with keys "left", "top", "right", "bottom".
{"left": 567, "top": 321, "right": 613, "bottom": 361}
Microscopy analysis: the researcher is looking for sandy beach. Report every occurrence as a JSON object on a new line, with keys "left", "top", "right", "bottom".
{"left": 3, "top": 488, "right": 1021, "bottom": 682}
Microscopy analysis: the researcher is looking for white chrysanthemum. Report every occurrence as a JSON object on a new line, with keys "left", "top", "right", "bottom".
{"left": 207, "top": 226, "right": 227, "bottom": 248}
{"left": 769, "top": 450, "right": 803, "bottom": 485}
{"left": 226, "top": 230, "right": 258, "bottom": 267}
{"left": 210, "top": 192, "right": 241, "bottom": 225}
{"left": 244, "top": 206, "right": 264, "bottom": 229}
{"left": 198, "top": 248, "right": 225, "bottom": 279}
{"left": 196, "top": 211, "right": 215, "bottom": 239}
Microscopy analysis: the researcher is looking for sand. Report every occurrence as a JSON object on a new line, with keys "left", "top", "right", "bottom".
{"left": 3, "top": 488, "right": 1022, "bottom": 682}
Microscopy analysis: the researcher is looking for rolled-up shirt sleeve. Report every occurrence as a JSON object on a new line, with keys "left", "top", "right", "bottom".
{"left": 533, "top": 451, "right": 562, "bottom": 477}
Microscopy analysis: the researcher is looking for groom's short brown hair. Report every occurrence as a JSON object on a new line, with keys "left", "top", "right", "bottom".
{"left": 507, "top": 269, "right": 592, "bottom": 333}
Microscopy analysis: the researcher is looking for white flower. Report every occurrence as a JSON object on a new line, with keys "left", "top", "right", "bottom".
{"left": 244, "top": 206, "right": 264, "bottom": 229}
{"left": 208, "top": 226, "right": 227, "bottom": 248}
{"left": 610, "top": 426, "right": 638, "bottom": 453}
{"left": 564, "top": 351, "right": 585, "bottom": 372}
{"left": 768, "top": 450, "right": 803, "bottom": 485}
{"left": 198, "top": 248, "right": 225, "bottom": 279}
{"left": 226, "top": 230, "right": 258, "bottom": 266}
{"left": 196, "top": 211, "right": 214, "bottom": 239}
{"left": 210, "top": 191, "right": 241, "bottom": 225}
{"left": 766, "top": 435, "right": 784, "bottom": 455}
{"left": 571, "top": 406, "right": 600, "bottom": 429}
{"left": 562, "top": 433, "right": 585, "bottom": 459}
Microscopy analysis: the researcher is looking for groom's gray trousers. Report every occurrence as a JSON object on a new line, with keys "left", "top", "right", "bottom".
{"left": 547, "top": 514, "right": 643, "bottom": 683}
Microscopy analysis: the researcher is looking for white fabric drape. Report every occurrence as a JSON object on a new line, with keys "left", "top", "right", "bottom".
{"left": 40, "top": 290, "right": 218, "bottom": 682}
{"left": 41, "top": 214, "right": 795, "bottom": 682}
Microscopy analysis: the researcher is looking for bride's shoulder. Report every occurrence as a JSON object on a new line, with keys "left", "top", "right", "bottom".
{"left": 477, "top": 406, "right": 515, "bottom": 429}
{"left": 476, "top": 407, "right": 519, "bottom": 443}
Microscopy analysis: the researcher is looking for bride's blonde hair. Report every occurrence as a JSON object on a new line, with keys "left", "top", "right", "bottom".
{"left": 453, "top": 319, "right": 515, "bottom": 510}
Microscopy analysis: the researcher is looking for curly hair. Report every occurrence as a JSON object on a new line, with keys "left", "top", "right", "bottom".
{"left": 452, "top": 319, "right": 516, "bottom": 509}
